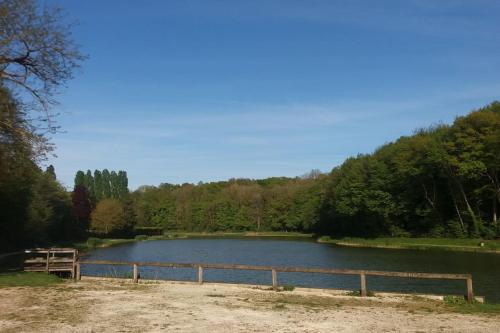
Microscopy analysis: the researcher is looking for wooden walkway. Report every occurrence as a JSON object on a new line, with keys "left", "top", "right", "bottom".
{"left": 77, "top": 259, "right": 475, "bottom": 302}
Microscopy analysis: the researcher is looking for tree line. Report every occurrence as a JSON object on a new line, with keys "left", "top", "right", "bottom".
{"left": 127, "top": 102, "right": 500, "bottom": 239}
{"left": 1, "top": 0, "right": 85, "bottom": 252}
{"left": 0, "top": 87, "right": 85, "bottom": 251}
{"left": 1, "top": 1, "right": 499, "bottom": 252}
{"left": 321, "top": 102, "right": 499, "bottom": 238}
{"left": 74, "top": 169, "right": 129, "bottom": 203}
{"left": 72, "top": 169, "right": 135, "bottom": 237}
{"left": 131, "top": 172, "right": 326, "bottom": 233}
{"left": 2, "top": 94, "right": 499, "bottom": 251}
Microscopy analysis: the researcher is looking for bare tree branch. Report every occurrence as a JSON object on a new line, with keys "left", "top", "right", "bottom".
{"left": 0, "top": 0, "right": 86, "bottom": 135}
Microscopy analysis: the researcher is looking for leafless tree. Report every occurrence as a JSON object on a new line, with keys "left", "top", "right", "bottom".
{"left": 0, "top": 0, "right": 86, "bottom": 133}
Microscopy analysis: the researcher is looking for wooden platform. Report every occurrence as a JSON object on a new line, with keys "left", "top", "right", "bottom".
{"left": 24, "top": 248, "right": 78, "bottom": 278}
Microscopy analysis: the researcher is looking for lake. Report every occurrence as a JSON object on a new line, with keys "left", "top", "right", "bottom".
{"left": 82, "top": 238, "right": 500, "bottom": 302}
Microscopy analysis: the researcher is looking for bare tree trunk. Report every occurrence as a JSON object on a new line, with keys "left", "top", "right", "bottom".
{"left": 421, "top": 180, "right": 446, "bottom": 226}
{"left": 422, "top": 183, "right": 436, "bottom": 209}
{"left": 486, "top": 171, "right": 500, "bottom": 226}
{"left": 458, "top": 182, "right": 479, "bottom": 235}
{"left": 451, "top": 191, "right": 466, "bottom": 233}
{"left": 446, "top": 175, "right": 466, "bottom": 233}
{"left": 493, "top": 198, "right": 497, "bottom": 226}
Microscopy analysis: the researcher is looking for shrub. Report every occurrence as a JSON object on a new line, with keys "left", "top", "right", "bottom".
{"left": 445, "top": 220, "right": 467, "bottom": 238}
{"left": 134, "top": 235, "right": 148, "bottom": 241}
{"left": 86, "top": 237, "right": 102, "bottom": 249}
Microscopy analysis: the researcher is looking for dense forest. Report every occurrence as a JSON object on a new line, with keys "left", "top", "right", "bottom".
{"left": 0, "top": 0, "right": 85, "bottom": 251}
{"left": 0, "top": 88, "right": 84, "bottom": 251}
{"left": 125, "top": 102, "right": 499, "bottom": 238}
{"left": 1, "top": 0, "right": 499, "bottom": 253}
{"left": 2, "top": 85, "right": 499, "bottom": 251}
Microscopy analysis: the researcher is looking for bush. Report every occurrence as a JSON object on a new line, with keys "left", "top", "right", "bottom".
{"left": 445, "top": 220, "right": 467, "bottom": 238}
{"left": 134, "top": 235, "right": 148, "bottom": 241}
{"left": 388, "top": 226, "right": 411, "bottom": 238}
{"left": 426, "top": 224, "right": 446, "bottom": 238}
{"left": 86, "top": 237, "right": 102, "bottom": 249}
{"left": 478, "top": 224, "right": 496, "bottom": 239}
{"left": 282, "top": 285, "right": 295, "bottom": 291}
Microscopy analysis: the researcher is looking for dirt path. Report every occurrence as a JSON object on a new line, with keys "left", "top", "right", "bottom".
{"left": 0, "top": 278, "right": 498, "bottom": 332}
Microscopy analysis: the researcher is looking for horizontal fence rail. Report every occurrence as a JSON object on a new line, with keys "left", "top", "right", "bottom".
{"left": 77, "top": 260, "right": 475, "bottom": 302}
{"left": 24, "top": 248, "right": 78, "bottom": 278}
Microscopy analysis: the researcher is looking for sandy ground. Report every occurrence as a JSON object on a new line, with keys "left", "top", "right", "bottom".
{"left": 0, "top": 278, "right": 499, "bottom": 333}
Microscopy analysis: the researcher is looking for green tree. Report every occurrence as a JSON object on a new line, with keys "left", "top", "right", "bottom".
{"left": 74, "top": 170, "right": 85, "bottom": 187}
{"left": 93, "top": 170, "right": 102, "bottom": 201}
{"left": 90, "top": 199, "right": 125, "bottom": 235}
{"left": 101, "top": 169, "right": 111, "bottom": 199}
{"left": 45, "top": 165, "right": 56, "bottom": 180}
{"left": 26, "top": 172, "right": 77, "bottom": 243}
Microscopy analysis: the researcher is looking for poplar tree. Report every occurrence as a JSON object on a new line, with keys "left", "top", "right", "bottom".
{"left": 84, "top": 170, "right": 95, "bottom": 200}
{"left": 74, "top": 170, "right": 85, "bottom": 187}
{"left": 110, "top": 170, "right": 118, "bottom": 198}
{"left": 101, "top": 169, "right": 111, "bottom": 199}
{"left": 93, "top": 170, "right": 103, "bottom": 201}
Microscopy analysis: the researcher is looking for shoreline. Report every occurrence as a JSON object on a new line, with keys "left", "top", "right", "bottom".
{"left": 76, "top": 233, "right": 500, "bottom": 255}
{"left": 1, "top": 277, "right": 499, "bottom": 332}
{"left": 317, "top": 237, "right": 500, "bottom": 254}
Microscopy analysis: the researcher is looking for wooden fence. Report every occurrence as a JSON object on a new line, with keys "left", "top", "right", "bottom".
{"left": 24, "top": 248, "right": 78, "bottom": 278}
{"left": 77, "top": 260, "right": 475, "bottom": 302}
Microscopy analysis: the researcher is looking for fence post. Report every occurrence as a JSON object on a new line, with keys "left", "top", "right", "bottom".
{"left": 76, "top": 262, "right": 81, "bottom": 281}
{"left": 272, "top": 269, "right": 278, "bottom": 289}
{"left": 133, "top": 264, "right": 139, "bottom": 283}
{"left": 198, "top": 266, "right": 204, "bottom": 284}
{"left": 46, "top": 251, "right": 50, "bottom": 273}
{"left": 360, "top": 273, "right": 367, "bottom": 297}
{"left": 466, "top": 277, "right": 474, "bottom": 303}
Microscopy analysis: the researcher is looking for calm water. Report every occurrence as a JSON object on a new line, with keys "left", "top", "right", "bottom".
{"left": 82, "top": 238, "right": 500, "bottom": 302}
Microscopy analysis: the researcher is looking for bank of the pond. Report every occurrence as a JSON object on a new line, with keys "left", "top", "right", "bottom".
{"left": 318, "top": 237, "right": 500, "bottom": 253}
{"left": 75, "top": 234, "right": 500, "bottom": 254}
{"left": 74, "top": 232, "right": 314, "bottom": 252}
{"left": 1, "top": 278, "right": 499, "bottom": 332}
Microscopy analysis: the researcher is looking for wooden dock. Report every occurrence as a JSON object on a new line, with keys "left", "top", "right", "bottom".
{"left": 24, "top": 248, "right": 78, "bottom": 278}
{"left": 77, "top": 259, "right": 476, "bottom": 303}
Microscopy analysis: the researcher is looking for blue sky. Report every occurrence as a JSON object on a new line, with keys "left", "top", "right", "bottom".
{"left": 46, "top": 0, "right": 500, "bottom": 189}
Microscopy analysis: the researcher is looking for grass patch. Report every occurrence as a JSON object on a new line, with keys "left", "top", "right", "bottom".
{"left": 162, "top": 231, "right": 313, "bottom": 240}
{"left": 206, "top": 293, "right": 226, "bottom": 298}
{"left": 72, "top": 237, "right": 137, "bottom": 251}
{"left": 257, "top": 294, "right": 353, "bottom": 310}
{"left": 0, "top": 271, "right": 63, "bottom": 288}
{"left": 346, "top": 290, "right": 375, "bottom": 297}
{"left": 444, "top": 296, "right": 500, "bottom": 314}
{"left": 318, "top": 237, "right": 500, "bottom": 253}
{"left": 71, "top": 232, "right": 313, "bottom": 252}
